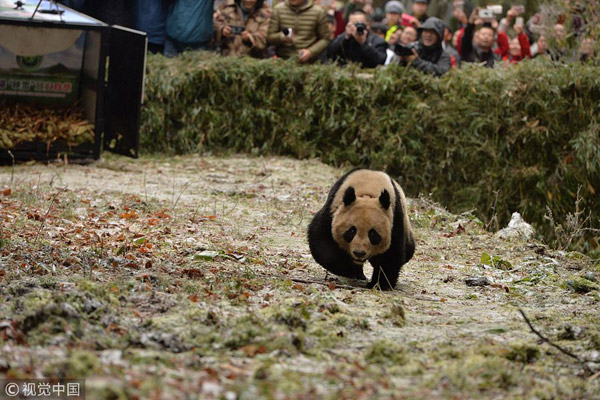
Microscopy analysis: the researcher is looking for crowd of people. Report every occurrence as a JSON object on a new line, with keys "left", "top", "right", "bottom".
{"left": 59, "top": 0, "right": 595, "bottom": 76}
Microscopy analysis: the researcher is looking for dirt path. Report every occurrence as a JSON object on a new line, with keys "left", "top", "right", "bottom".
{"left": 1, "top": 155, "right": 598, "bottom": 399}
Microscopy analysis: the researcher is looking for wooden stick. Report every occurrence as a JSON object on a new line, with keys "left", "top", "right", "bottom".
{"left": 289, "top": 277, "right": 357, "bottom": 290}
{"left": 518, "top": 308, "right": 593, "bottom": 375}
{"left": 287, "top": 276, "right": 441, "bottom": 301}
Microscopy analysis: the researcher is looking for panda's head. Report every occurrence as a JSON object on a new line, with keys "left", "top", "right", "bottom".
{"left": 332, "top": 186, "right": 393, "bottom": 265}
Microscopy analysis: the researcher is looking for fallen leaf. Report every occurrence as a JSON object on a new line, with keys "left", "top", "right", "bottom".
{"left": 240, "top": 344, "right": 267, "bottom": 357}
{"left": 154, "top": 210, "right": 171, "bottom": 219}
{"left": 0, "top": 320, "right": 26, "bottom": 345}
{"left": 444, "top": 224, "right": 466, "bottom": 238}
{"left": 490, "top": 283, "right": 510, "bottom": 292}
{"left": 183, "top": 268, "right": 204, "bottom": 279}
{"left": 119, "top": 210, "right": 138, "bottom": 220}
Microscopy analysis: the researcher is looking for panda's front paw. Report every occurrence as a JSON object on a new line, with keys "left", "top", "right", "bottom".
{"left": 351, "top": 272, "right": 367, "bottom": 281}
{"left": 366, "top": 279, "right": 394, "bottom": 290}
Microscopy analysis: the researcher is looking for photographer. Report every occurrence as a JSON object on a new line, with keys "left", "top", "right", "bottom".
{"left": 459, "top": 8, "right": 499, "bottom": 67}
{"left": 267, "top": 0, "right": 330, "bottom": 62}
{"left": 214, "top": 0, "right": 271, "bottom": 58}
{"left": 395, "top": 17, "right": 451, "bottom": 76}
{"left": 326, "top": 10, "right": 388, "bottom": 68}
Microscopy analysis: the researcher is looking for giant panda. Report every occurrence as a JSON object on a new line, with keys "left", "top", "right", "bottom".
{"left": 307, "top": 168, "right": 415, "bottom": 290}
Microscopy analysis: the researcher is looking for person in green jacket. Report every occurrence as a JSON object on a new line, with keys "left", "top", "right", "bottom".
{"left": 164, "top": 0, "right": 214, "bottom": 57}
{"left": 267, "top": 0, "right": 330, "bottom": 63}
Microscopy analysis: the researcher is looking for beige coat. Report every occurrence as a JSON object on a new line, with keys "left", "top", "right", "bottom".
{"left": 214, "top": 0, "right": 271, "bottom": 57}
{"left": 267, "top": 0, "right": 330, "bottom": 61}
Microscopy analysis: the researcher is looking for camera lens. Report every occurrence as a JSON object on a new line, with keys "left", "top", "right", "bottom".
{"left": 355, "top": 22, "right": 366, "bottom": 35}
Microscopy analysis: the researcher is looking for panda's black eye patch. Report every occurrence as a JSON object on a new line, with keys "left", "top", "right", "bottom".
{"left": 368, "top": 229, "right": 382, "bottom": 245}
{"left": 343, "top": 226, "right": 357, "bottom": 243}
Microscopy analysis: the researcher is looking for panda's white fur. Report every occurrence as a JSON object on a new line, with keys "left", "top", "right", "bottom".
{"left": 308, "top": 169, "right": 415, "bottom": 290}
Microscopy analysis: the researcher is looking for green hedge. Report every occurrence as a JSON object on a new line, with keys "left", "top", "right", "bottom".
{"left": 141, "top": 53, "right": 600, "bottom": 255}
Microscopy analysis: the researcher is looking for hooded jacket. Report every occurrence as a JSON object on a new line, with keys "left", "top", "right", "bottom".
{"left": 267, "top": 0, "right": 330, "bottom": 61}
{"left": 214, "top": 0, "right": 271, "bottom": 57}
{"left": 409, "top": 17, "right": 451, "bottom": 76}
{"left": 326, "top": 29, "right": 388, "bottom": 68}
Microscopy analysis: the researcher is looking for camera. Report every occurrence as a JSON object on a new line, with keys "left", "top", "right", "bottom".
{"left": 230, "top": 25, "right": 244, "bottom": 35}
{"left": 487, "top": 5, "right": 503, "bottom": 14}
{"left": 282, "top": 27, "right": 293, "bottom": 37}
{"left": 354, "top": 22, "right": 367, "bottom": 35}
{"left": 394, "top": 41, "right": 422, "bottom": 56}
{"left": 478, "top": 9, "right": 494, "bottom": 19}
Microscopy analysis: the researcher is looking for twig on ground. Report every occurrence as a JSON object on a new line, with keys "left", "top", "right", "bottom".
{"left": 287, "top": 275, "right": 441, "bottom": 301}
{"left": 518, "top": 308, "right": 593, "bottom": 375}
{"left": 8, "top": 150, "right": 15, "bottom": 185}
{"left": 288, "top": 277, "right": 357, "bottom": 290}
{"left": 33, "top": 188, "right": 66, "bottom": 245}
{"left": 172, "top": 181, "right": 191, "bottom": 210}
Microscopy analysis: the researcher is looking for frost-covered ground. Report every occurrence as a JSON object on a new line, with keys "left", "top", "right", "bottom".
{"left": 1, "top": 155, "right": 599, "bottom": 399}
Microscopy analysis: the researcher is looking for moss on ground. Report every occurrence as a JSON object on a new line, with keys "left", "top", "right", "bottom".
{"left": 0, "top": 155, "right": 598, "bottom": 399}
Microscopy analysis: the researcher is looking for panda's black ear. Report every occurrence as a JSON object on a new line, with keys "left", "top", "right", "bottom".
{"left": 343, "top": 186, "right": 356, "bottom": 206}
{"left": 379, "top": 189, "right": 391, "bottom": 210}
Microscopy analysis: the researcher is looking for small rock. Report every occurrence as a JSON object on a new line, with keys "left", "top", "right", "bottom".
{"left": 83, "top": 298, "right": 104, "bottom": 314}
{"left": 465, "top": 276, "right": 490, "bottom": 287}
{"left": 224, "top": 392, "right": 237, "bottom": 400}
{"left": 584, "top": 272, "right": 597, "bottom": 282}
{"left": 496, "top": 212, "right": 536, "bottom": 240}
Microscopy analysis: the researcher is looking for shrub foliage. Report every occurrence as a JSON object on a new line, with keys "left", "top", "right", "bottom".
{"left": 141, "top": 54, "right": 600, "bottom": 255}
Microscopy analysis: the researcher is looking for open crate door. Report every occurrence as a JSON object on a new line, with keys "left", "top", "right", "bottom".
{"left": 103, "top": 25, "right": 147, "bottom": 158}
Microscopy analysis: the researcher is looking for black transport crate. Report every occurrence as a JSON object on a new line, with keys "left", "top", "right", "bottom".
{"left": 0, "top": 0, "right": 147, "bottom": 162}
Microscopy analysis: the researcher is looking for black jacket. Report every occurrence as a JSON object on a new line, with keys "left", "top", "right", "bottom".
{"left": 327, "top": 32, "right": 388, "bottom": 68}
{"left": 460, "top": 23, "right": 499, "bottom": 68}
{"left": 406, "top": 17, "right": 451, "bottom": 76}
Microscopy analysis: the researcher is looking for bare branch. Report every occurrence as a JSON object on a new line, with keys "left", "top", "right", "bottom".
{"left": 518, "top": 308, "right": 594, "bottom": 375}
